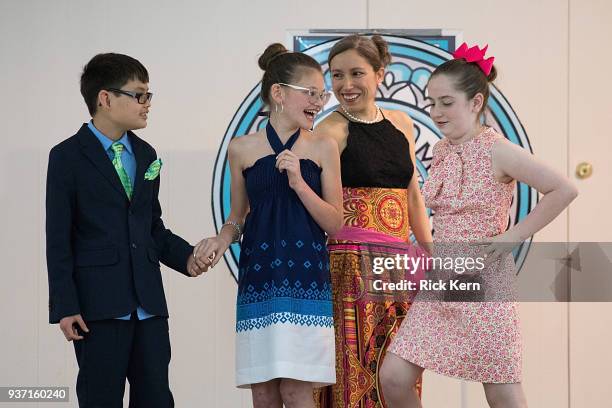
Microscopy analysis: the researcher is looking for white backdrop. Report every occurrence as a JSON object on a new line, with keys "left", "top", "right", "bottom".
{"left": 1, "top": 1, "right": 610, "bottom": 407}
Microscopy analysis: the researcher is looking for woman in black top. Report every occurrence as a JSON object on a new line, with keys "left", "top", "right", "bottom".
{"left": 314, "top": 35, "right": 432, "bottom": 407}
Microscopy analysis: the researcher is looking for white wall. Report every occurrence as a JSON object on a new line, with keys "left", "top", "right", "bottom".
{"left": 1, "top": 1, "right": 609, "bottom": 407}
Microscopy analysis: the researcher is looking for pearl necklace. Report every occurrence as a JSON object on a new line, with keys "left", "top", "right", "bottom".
{"left": 340, "top": 104, "right": 382, "bottom": 124}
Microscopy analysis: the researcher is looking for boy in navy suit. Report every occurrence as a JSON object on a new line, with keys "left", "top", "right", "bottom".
{"left": 46, "top": 53, "right": 207, "bottom": 407}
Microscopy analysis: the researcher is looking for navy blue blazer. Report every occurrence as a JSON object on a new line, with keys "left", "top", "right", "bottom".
{"left": 46, "top": 124, "right": 193, "bottom": 324}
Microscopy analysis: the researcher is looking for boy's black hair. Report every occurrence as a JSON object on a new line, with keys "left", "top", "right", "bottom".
{"left": 80, "top": 53, "right": 149, "bottom": 116}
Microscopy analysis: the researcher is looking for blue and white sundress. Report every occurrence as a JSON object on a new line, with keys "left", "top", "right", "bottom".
{"left": 235, "top": 123, "right": 335, "bottom": 388}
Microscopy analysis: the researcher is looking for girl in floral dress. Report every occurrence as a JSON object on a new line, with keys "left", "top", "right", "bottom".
{"left": 380, "top": 43, "right": 578, "bottom": 407}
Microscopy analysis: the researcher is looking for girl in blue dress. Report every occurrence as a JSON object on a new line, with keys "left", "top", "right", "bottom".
{"left": 194, "top": 43, "right": 343, "bottom": 408}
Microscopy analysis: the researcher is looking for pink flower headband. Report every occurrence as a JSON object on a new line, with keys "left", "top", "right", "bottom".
{"left": 452, "top": 42, "right": 495, "bottom": 76}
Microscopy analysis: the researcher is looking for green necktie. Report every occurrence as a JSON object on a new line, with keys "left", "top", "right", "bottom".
{"left": 111, "top": 142, "right": 133, "bottom": 199}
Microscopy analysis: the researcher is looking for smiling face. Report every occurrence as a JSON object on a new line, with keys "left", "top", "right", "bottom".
{"left": 330, "top": 49, "right": 384, "bottom": 116}
{"left": 271, "top": 67, "right": 325, "bottom": 130}
{"left": 426, "top": 73, "right": 484, "bottom": 143}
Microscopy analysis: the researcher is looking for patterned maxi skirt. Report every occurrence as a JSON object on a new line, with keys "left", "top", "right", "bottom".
{"left": 316, "top": 187, "right": 424, "bottom": 407}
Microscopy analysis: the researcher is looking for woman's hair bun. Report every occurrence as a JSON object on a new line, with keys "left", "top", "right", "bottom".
{"left": 371, "top": 35, "right": 391, "bottom": 67}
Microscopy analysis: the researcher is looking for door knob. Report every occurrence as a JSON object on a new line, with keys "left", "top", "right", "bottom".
{"left": 576, "top": 162, "right": 593, "bottom": 179}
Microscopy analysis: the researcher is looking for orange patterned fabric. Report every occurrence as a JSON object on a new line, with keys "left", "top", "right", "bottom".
{"left": 341, "top": 187, "right": 409, "bottom": 241}
{"left": 316, "top": 187, "right": 421, "bottom": 407}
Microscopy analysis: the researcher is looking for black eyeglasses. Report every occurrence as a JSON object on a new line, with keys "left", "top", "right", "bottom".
{"left": 106, "top": 88, "right": 153, "bottom": 104}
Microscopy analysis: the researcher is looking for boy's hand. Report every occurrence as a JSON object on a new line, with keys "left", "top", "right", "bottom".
{"left": 193, "top": 237, "right": 229, "bottom": 270}
{"left": 187, "top": 251, "right": 208, "bottom": 277}
{"left": 59, "top": 314, "right": 89, "bottom": 341}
